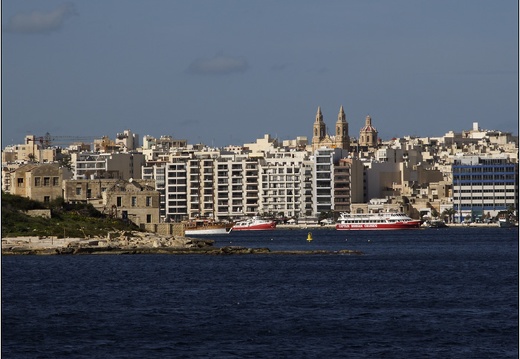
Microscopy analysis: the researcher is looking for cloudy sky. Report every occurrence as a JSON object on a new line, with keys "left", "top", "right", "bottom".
{"left": 2, "top": 1, "right": 518, "bottom": 147}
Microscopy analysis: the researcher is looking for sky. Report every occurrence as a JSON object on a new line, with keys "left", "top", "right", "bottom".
{"left": 2, "top": 0, "right": 518, "bottom": 148}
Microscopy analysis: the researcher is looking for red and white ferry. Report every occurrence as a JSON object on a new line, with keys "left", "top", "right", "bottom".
{"left": 232, "top": 216, "right": 277, "bottom": 231}
{"left": 336, "top": 212, "right": 421, "bottom": 230}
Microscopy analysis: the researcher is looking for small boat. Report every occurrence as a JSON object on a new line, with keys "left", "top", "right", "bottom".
{"left": 336, "top": 212, "right": 421, "bottom": 230}
{"left": 232, "top": 216, "right": 276, "bottom": 231}
{"left": 426, "top": 219, "right": 448, "bottom": 228}
{"left": 183, "top": 220, "right": 233, "bottom": 235}
{"left": 498, "top": 217, "right": 516, "bottom": 228}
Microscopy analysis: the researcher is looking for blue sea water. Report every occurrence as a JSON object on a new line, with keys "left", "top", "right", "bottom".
{"left": 2, "top": 227, "right": 518, "bottom": 358}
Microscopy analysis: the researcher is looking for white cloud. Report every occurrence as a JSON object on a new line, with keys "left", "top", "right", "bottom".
{"left": 5, "top": 3, "right": 77, "bottom": 34}
{"left": 187, "top": 54, "right": 248, "bottom": 75}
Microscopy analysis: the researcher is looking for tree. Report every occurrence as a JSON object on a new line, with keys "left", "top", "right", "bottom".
{"left": 441, "top": 208, "right": 456, "bottom": 223}
{"left": 58, "top": 154, "right": 72, "bottom": 170}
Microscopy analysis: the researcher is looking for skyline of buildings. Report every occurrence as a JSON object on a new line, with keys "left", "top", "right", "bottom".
{"left": 2, "top": 109, "right": 518, "bottom": 226}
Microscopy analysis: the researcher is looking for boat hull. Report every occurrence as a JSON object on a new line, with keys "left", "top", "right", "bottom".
{"left": 498, "top": 219, "right": 515, "bottom": 228}
{"left": 185, "top": 227, "right": 232, "bottom": 235}
{"left": 232, "top": 222, "right": 276, "bottom": 231}
{"left": 336, "top": 221, "right": 421, "bottom": 230}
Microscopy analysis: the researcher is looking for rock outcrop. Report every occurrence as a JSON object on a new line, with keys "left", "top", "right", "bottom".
{"left": 2, "top": 231, "right": 363, "bottom": 256}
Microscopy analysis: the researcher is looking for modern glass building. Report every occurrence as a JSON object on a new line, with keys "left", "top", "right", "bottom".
{"left": 452, "top": 156, "right": 518, "bottom": 222}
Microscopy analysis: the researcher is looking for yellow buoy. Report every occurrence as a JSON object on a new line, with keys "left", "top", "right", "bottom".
{"left": 307, "top": 232, "right": 313, "bottom": 241}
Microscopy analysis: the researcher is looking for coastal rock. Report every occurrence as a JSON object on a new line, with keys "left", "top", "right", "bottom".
{"left": 2, "top": 231, "right": 364, "bottom": 256}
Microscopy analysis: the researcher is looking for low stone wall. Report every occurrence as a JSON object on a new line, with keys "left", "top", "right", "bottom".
{"left": 140, "top": 223, "right": 185, "bottom": 236}
{"left": 25, "top": 209, "right": 52, "bottom": 219}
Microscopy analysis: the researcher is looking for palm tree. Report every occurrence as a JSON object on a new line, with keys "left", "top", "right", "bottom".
{"left": 441, "top": 208, "right": 456, "bottom": 223}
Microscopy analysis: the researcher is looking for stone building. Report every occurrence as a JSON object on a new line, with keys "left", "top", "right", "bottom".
{"left": 334, "top": 157, "right": 365, "bottom": 213}
{"left": 2, "top": 135, "right": 59, "bottom": 164}
{"left": 7, "top": 163, "right": 72, "bottom": 203}
{"left": 63, "top": 178, "right": 160, "bottom": 225}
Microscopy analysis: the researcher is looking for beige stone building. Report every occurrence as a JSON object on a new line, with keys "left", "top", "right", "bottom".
{"left": 63, "top": 178, "right": 160, "bottom": 226}
{"left": 333, "top": 157, "right": 365, "bottom": 213}
{"left": 7, "top": 163, "right": 72, "bottom": 203}
{"left": 2, "top": 135, "right": 59, "bottom": 164}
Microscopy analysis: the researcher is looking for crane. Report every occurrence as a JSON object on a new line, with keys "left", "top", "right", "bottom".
{"left": 29, "top": 132, "right": 99, "bottom": 148}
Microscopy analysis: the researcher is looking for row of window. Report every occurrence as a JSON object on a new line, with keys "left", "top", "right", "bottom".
{"left": 30, "top": 177, "right": 60, "bottom": 187}
{"left": 453, "top": 166, "right": 515, "bottom": 173}
{"left": 455, "top": 196, "right": 516, "bottom": 201}
{"left": 453, "top": 188, "right": 516, "bottom": 193}
{"left": 454, "top": 174, "right": 516, "bottom": 180}
{"left": 453, "top": 181, "right": 517, "bottom": 186}
{"left": 114, "top": 196, "right": 153, "bottom": 207}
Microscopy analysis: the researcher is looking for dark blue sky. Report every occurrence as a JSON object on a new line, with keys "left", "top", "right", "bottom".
{"left": 2, "top": 1, "right": 518, "bottom": 147}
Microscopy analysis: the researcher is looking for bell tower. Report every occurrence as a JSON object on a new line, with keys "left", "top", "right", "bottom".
{"left": 335, "top": 105, "right": 349, "bottom": 150}
{"left": 312, "top": 107, "right": 326, "bottom": 150}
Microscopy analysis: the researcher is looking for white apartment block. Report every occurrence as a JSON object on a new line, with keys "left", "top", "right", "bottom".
{"left": 162, "top": 148, "right": 321, "bottom": 222}
{"left": 115, "top": 130, "right": 140, "bottom": 151}
{"left": 258, "top": 151, "right": 313, "bottom": 218}
{"left": 71, "top": 152, "right": 145, "bottom": 180}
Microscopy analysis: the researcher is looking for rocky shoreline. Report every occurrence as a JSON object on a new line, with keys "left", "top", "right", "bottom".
{"left": 1, "top": 230, "right": 363, "bottom": 256}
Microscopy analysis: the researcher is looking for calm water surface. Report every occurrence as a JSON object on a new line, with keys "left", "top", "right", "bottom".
{"left": 2, "top": 227, "right": 518, "bottom": 358}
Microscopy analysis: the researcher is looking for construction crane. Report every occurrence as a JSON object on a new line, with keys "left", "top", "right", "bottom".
{"left": 29, "top": 132, "right": 99, "bottom": 148}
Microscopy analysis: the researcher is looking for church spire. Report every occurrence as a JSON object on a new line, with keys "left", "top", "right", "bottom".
{"left": 316, "top": 106, "right": 323, "bottom": 122}
{"left": 335, "top": 105, "right": 349, "bottom": 150}
{"left": 312, "top": 106, "right": 327, "bottom": 150}
{"left": 337, "top": 105, "right": 346, "bottom": 123}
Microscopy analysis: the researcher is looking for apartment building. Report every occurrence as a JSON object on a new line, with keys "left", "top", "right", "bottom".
{"left": 115, "top": 130, "right": 140, "bottom": 151}
{"left": 71, "top": 152, "right": 145, "bottom": 180}
{"left": 161, "top": 148, "right": 320, "bottom": 221}
{"left": 258, "top": 151, "right": 312, "bottom": 218}
{"left": 142, "top": 164, "right": 167, "bottom": 220}
{"left": 2, "top": 135, "right": 59, "bottom": 164}
{"left": 453, "top": 155, "right": 518, "bottom": 222}
{"left": 312, "top": 148, "right": 349, "bottom": 215}
{"left": 218, "top": 155, "right": 260, "bottom": 219}
{"left": 334, "top": 157, "right": 365, "bottom": 213}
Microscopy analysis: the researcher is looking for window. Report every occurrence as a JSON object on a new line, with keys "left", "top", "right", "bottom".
{"left": 146, "top": 196, "right": 152, "bottom": 207}
{"left": 131, "top": 197, "right": 137, "bottom": 207}
{"left": 17, "top": 178, "right": 24, "bottom": 187}
{"left": 53, "top": 177, "right": 59, "bottom": 186}
{"left": 43, "top": 177, "right": 50, "bottom": 186}
{"left": 146, "top": 214, "right": 152, "bottom": 223}
{"left": 76, "top": 187, "right": 82, "bottom": 195}
{"left": 116, "top": 197, "right": 122, "bottom": 207}
{"left": 44, "top": 196, "right": 50, "bottom": 203}
{"left": 34, "top": 177, "right": 41, "bottom": 186}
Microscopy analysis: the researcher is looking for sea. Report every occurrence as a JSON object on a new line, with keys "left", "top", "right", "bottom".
{"left": 2, "top": 227, "right": 518, "bottom": 358}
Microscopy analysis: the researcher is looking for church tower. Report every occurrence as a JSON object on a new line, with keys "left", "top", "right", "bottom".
{"left": 335, "top": 105, "right": 350, "bottom": 150}
{"left": 312, "top": 107, "right": 326, "bottom": 150}
{"left": 359, "top": 115, "right": 378, "bottom": 148}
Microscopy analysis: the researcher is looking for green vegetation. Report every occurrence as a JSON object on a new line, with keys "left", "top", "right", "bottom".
{"left": 2, "top": 192, "right": 140, "bottom": 238}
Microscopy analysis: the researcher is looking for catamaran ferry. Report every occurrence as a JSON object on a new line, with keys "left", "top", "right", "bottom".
{"left": 336, "top": 212, "right": 421, "bottom": 230}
